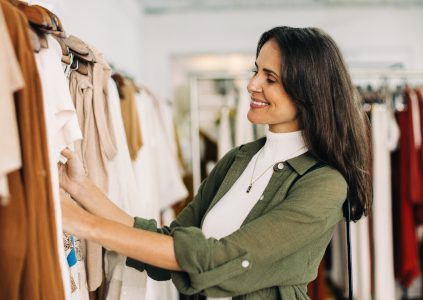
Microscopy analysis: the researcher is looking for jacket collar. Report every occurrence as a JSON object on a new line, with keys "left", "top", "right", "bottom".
{"left": 237, "top": 137, "right": 319, "bottom": 175}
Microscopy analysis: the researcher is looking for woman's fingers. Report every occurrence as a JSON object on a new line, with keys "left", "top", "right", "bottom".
{"left": 61, "top": 148, "right": 75, "bottom": 160}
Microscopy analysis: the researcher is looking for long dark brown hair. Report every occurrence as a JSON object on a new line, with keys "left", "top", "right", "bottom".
{"left": 257, "top": 26, "right": 371, "bottom": 221}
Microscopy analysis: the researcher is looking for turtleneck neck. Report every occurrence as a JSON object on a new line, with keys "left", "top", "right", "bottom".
{"left": 260, "top": 129, "right": 307, "bottom": 164}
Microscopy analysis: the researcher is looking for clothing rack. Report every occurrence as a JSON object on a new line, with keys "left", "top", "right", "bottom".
{"left": 350, "top": 68, "right": 423, "bottom": 78}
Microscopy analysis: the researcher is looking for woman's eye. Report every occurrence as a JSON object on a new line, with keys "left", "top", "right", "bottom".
{"left": 267, "top": 78, "right": 276, "bottom": 84}
{"left": 251, "top": 69, "right": 258, "bottom": 76}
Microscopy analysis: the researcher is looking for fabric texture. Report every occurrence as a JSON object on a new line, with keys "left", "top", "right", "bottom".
{"left": 350, "top": 216, "right": 371, "bottom": 299}
{"left": 119, "top": 78, "right": 143, "bottom": 161}
{"left": 203, "top": 130, "right": 307, "bottom": 300}
{"left": 127, "top": 138, "right": 347, "bottom": 300}
{"left": 0, "top": 2, "right": 65, "bottom": 299}
{"left": 35, "top": 34, "right": 86, "bottom": 300}
{"left": 69, "top": 44, "right": 117, "bottom": 292}
{"left": 0, "top": 3, "right": 24, "bottom": 204}
{"left": 202, "top": 129, "right": 307, "bottom": 300}
{"left": 329, "top": 221, "right": 348, "bottom": 293}
{"left": 392, "top": 89, "right": 422, "bottom": 288}
{"left": 202, "top": 130, "right": 307, "bottom": 241}
{"left": 371, "top": 104, "right": 398, "bottom": 300}
{"left": 104, "top": 77, "right": 147, "bottom": 300}
{"left": 131, "top": 88, "right": 187, "bottom": 300}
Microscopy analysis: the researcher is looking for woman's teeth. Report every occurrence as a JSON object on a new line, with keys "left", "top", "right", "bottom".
{"left": 251, "top": 100, "right": 269, "bottom": 107}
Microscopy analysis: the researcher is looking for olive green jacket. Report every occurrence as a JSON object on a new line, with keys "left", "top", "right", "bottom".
{"left": 126, "top": 138, "right": 347, "bottom": 299}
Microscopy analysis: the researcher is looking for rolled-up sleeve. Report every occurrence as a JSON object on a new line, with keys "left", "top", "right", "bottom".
{"left": 125, "top": 147, "right": 239, "bottom": 281}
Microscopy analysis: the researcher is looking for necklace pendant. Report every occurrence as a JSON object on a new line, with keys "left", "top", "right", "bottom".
{"left": 246, "top": 185, "right": 252, "bottom": 193}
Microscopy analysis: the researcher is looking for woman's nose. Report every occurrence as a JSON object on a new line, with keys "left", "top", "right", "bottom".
{"left": 247, "top": 76, "right": 262, "bottom": 94}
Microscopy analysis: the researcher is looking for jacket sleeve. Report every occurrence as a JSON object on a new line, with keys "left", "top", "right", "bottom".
{"left": 126, "top": 147, "right": 240, "bottom": 280}
{"left": 169, "top": 166, "right": 347, "bottom": 296}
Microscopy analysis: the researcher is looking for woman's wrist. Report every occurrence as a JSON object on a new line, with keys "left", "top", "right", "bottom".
{"left": 73, "top": 208, "right": 98, "bottom": 240}
{"left": 71, "top": 177, "right": 93, "bottom": 205}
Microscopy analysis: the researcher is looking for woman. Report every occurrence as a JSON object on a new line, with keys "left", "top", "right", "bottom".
{"left": 59, "top": 26, "right": 371, "bottom": 300}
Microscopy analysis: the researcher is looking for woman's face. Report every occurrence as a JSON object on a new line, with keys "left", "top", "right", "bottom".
{"left": 247, "top": 39, "right": 300, "bottom": 133}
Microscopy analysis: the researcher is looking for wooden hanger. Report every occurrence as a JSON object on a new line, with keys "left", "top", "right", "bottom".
{"left": 63, "top": 35, "right": 96, "bottom": 63}
{"left": 16, "top": 3, "right": 54, "bottom": 29}
{"left": 15, "top": 2, "right": 66, "bottom": 37}
{"left": 52, "top": 34, "right": 92, "bottom": 76}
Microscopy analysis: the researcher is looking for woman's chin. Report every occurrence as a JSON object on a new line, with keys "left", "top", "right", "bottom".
{"left": 247, "top": 111, "right": 265, "bottom": 125}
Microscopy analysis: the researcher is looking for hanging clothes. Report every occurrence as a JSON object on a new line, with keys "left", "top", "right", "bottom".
{"left": 392, "top": 88, "right": 421, "bottom": 288}
{"left": 235, "top": 79, "right": 254, "bottom": 146}
{"left": 351, "top": 217, "right": 372, "bottom": 300}
{"left": 118, "top": 77, "right": 143, "bottom": 161}
{"left": 0, "top": 3, "right": 26, "bottom": 299}
{"left": 142, "top": 88, "right": 188, "bottom": 210}
{"left": 105, "top": 77, "right": 147, "bottom": 300}
{"left": 329, "top": 221, "right": 348, "bottom": 295}
{"left": 371, "top": 103, "right": 399, "bottom": 300}
{"left": 69, "top": 42, "right": 117, "bottom": 292}
{"left": 217, "top": 105, "right": 233, "bottom": 159}
{"left": 0, "top": 1, "right": 65, "bottom": 299}
{"left": 307, "top": 260, "right": 327, "bottom": 300}
{"left": 131, "top": 88, "right": 187, "bottom": 300}
{"left": 34, "top": 33, "right": 86, "bottom": 300}
{"left": 0, "top": 4, "right": 24, "bottom": 205}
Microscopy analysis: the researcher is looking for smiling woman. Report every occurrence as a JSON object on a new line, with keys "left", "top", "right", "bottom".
{"left": 59, "top": 26, "right": 371, "bottom": 300}
{"left": 247, "top": 39, "right": 300, "bottom": 133}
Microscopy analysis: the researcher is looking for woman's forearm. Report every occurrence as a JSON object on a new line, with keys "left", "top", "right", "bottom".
{"left": 73, "top": 178, "right": 133, "bottom": 227}
{"left": 77, "top": 211, "right": 182, "bottom": 271}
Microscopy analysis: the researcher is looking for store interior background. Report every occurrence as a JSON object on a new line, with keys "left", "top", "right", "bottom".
{"left": 37, "top": 0, "right": 423, "bottom": 299}
{"left": 52, "top": 0, "right": 423, "bottom": 177}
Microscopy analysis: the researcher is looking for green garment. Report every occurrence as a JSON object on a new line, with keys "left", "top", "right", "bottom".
{"left": 127, "top": 138, "right": 347, "bottom": 299}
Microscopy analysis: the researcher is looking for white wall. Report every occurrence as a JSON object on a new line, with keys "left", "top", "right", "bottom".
{"left": 31, "top": 1, "right": 423, "bottom": 99}
{"left": 41, "top": 0, "right": 145, "bottom": 82}
{"left": 139, "top": 6, "right": 423, "bottom": 100}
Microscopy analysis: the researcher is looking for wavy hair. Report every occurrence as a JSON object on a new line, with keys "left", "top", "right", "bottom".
{"left": 257, "top": 26, "right": 371, "bottom": 221}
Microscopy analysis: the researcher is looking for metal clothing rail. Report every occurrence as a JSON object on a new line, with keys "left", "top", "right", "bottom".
{"left": 350, "top": 69, "right": 423, "bottom": 78}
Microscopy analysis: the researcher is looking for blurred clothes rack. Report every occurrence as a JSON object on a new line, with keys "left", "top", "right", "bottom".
{"left": 327, "top": 69, "right": 423, "bottom": 300}
{"left": 111, "top": 72, "right": 190, "bottom": 300}
{"left": 392, "top": 87, "right": 423, "bottom": 300}
{"left": 350, "top": 69, "right": 423, "bottom": 78}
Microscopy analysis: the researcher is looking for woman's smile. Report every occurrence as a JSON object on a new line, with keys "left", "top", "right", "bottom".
{"left": 250, "top": 97, "right": 270, "bottom": 109}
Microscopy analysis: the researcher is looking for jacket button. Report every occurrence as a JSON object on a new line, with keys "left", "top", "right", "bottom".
{"left": 259, "top": 195, "right": 264, "bottom": 201}
{"left": 274, "top": 162, "right": 284, "bottom": 171}
{"left": 241, "top": 260, "right": 250, "bottom": 268}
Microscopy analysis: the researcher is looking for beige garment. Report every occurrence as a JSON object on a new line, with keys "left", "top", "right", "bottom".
{"left": 69, "top": 44, "right": 117, "bottom": 292}
{"left": 120, "top": 79, "right": 143, "bottom": 160}
{"left": 0, "top": 4, "right": 24, "bottom": 205}
{"left": 105, "top": 77, "right": 147, "bottom": 300}
{"left": 35, "top": 34, "right": 85, "bottom": 300}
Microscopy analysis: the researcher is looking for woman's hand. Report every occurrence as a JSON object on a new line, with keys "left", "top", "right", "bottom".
{"left": 58, "top": 148, "right": 87, "bottom": 198}
{"left": 59, "top": 148, "right": 133, "bottom": 227}
{"left": 59, "top": 188, "right": 93, "bottom": 238}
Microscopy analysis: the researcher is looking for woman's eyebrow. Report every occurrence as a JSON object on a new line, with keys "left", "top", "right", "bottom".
{"left": 254, "top": 62, "right": 279, "bottom": 78}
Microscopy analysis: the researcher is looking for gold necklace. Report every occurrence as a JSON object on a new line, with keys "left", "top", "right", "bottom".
{"left": 246, "top": 146, "right": 307, "bottom": 193}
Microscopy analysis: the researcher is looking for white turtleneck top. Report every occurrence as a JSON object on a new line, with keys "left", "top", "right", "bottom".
{"left": 201, "top": 130, "right": 307, "bottom": 300}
